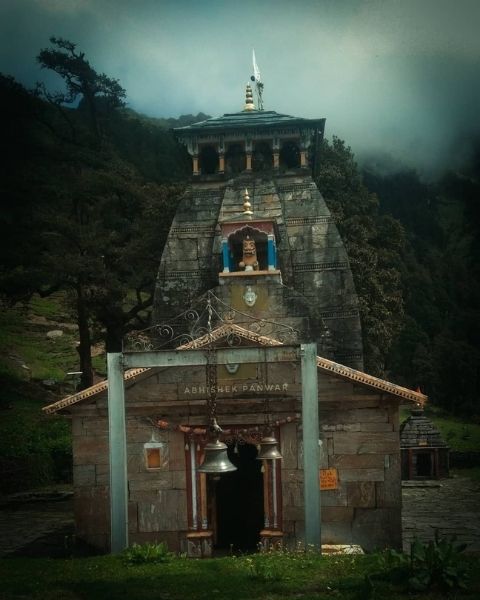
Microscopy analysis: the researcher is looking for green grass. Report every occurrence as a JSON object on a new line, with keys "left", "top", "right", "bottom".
{"left": 0, "top": 295, "right": 79, "bottom": 381}
{"left": 428, "top": 414, "right": 480, "bottom": 453}
{"left": 0, "top": 552, "right": 479, "bottom": 600}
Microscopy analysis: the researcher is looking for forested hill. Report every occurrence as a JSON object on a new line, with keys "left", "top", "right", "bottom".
{"left": 0, "top": 37, "right": 479, "bottom": 417}
{"left": 365, "top": 158, "right": 480, "bottom": 415}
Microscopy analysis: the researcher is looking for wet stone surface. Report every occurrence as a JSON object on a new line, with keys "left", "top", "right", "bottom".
{"left": 402, "top": 475, "right": 480, "bottom": 552}
{"left": 0, "top": 493, "right": 75, "bottom": 558}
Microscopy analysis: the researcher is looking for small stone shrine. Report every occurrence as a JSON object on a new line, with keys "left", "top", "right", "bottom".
{"left": 44, "top": 80, "right": 427, "bottom": 555}
{"left": 400, "top": 408, "right": 449, "bottom": 479}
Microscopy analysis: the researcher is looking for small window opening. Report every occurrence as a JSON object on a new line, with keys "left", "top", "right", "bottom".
{"left": 144, "top": 441, "right": 169, "bottom": 470}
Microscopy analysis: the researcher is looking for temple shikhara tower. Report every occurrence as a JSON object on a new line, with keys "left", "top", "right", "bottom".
{"left": 154, "top": 84, "right": 363, "bottom": 370}
{"left": 44, "top": 76, "right": 427, "bottom": 556}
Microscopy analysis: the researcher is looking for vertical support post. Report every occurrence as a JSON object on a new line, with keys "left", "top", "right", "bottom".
{"left": 267, "top": 234, "right": 276, "bottom": 270}
{"left": 246, "top": 153, "right": 252, "bottom": 172}
{"left": 221, "top": 238, "right": 230, "bottom": 272}
{"left": 107, "top": 352, "right": 128, "bottom": 553}
{"left": 301, "top": 343, "right": 320, "bottom": 550}
{"left": 273, "top": 151, "right": 280, "bottom": 170}
{"left": 192, "top": 155, "right": 199, "bottom": 176}
{"left": 218, "top": 154, "right": 225, "bottom": 174}
{"left": 300, "top": 150, "right": 307, "bottom": 168}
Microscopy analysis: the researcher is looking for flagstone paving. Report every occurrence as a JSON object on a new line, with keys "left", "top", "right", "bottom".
{"left": 402, "top": 475, "right": 480, "bottom": 552}
{"left": 0, "top": 476, "right": 479, "bottom": 557}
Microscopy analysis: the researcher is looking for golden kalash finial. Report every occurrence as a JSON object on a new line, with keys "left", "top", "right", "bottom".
{"left": 243, "top": 188, "right": 253, "bottom": 217}
{"left": 244, "top": 83, "right": 255, "bottom": 111}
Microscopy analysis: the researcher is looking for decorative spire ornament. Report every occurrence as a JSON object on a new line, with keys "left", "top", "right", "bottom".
{"left": 244, "top": 83, "right": 255, "bottom": 111}
{"left": 243, "top": 188, "right": 253, "bottom": 216}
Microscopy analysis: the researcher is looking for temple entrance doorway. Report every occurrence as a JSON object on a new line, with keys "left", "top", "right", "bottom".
{"left": 415, "top": 451, "right": 433, "bottom": 477}
{"left": 213, "top": 442, "right": 264, "bottom": 552}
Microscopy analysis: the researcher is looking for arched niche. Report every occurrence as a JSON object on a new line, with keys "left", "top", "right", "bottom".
{"left": 228, "top": 226, "right": 268, "bottom": 272}
{"left": 199, "top": 145, "right": 219, "bottom": 175}
{"left": 252, "top": 141, "right": 273, "bottom": 172}
{"left": 280, "top": 140, "right": 301, "bottom": 170}
{"left": 225, "top": 144, "right": 246, "bottom": 174}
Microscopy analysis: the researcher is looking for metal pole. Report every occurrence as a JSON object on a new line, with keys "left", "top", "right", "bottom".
{"left": 301, "top": 343, "right": 321, "bottom": 550}
{"left": 107, "top": 352, "right": 128, "bottom": 553}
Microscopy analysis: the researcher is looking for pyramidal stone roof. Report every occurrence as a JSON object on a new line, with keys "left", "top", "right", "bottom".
{"left": 174, "top": 110, "right": 325, "bottom": 133}
{"left": 400, "top": 409, "right": 448, "bottom": 448}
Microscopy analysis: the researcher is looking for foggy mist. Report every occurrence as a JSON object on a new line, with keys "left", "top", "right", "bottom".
{"left": 1, "top": 0, "right": 479, "bottom": 175}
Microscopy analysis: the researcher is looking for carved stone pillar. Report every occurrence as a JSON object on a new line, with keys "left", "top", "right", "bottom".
{"left": 246, "top": 153, "right": 252, "bottom": 172}
{"left": 273, "top": 152, "right": 280, "bottom": 170}
{"left": 193, "top": 156, "right": 200, "bottom": 176}
{"left": 300, "top": 150, "right": 307, "bottom": 168}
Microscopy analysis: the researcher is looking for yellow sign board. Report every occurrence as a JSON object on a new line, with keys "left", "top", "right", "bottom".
{"left": 319, "top": 468, "right": 338, "bottom": 490}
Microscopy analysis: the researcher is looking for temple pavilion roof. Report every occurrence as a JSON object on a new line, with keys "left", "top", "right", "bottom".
{"left": 174, "top": 110, "right": 325, "bottom": 135}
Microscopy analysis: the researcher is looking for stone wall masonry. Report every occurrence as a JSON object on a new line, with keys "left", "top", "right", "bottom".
{"left": 70, "top": 372, "right": 402, "bottom": 552}
{"left": 280, "top": 403, "right": 402, "bottom": 550}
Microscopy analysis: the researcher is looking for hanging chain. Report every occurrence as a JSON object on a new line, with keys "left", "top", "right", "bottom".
{"left": 206, "top": 295, "right": 218, "bottom": 432}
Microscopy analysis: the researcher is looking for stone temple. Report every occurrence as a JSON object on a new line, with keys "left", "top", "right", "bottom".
{"left": 44, "top": 84, "right": 426, "bottom": 555}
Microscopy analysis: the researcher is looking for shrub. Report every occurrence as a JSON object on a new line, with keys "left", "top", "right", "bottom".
{"left": 408, "top": 532, "right": 468, "bottom": 592}
{"left": 123, "top": 542, "right": 174, "bottom": 564}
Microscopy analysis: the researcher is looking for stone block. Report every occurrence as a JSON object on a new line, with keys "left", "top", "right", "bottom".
{"left": 333, "top": 432, "right": 399, "bottom": 455}
{"left": 330, "top": 454, "right": 385, "bottom": 469}
{"left": 138, "top": 490, "right": 188, "bottom": 532}
{"left": 280, "top": 423, "right": 298, "bottom": 469}
{"left": 172, "top": 470, "right": 187, "bottom": 489}
{"left": 128, "top": 473, "right": 172, "bottom": 491}
{"left": 73, "top": 464, "right": 95, "bottom": 486}
{"left": 169, "top": 431, "right": 187, "bottom": 470}
{"left": 283, "top": 505, "right": 305, "bottom": 521}
{"left": 338, "top": 468, "right": 384, "bottom": 482}
{"left": 352, "top": 508, "right": 402, "bottom": 551}
{"left": 73, "top": 436, "right": 109, "bottom": 465}
{"left": 322, "top": 507, "right": 354, "bottom": 522}
{"left": 360, "top": 422, "right": 394, "bottom": 432}
{"left": 321, "top": 521, "right": 353, "bottom": 545}
{"left": 72, "top": 418, "right": 85, "bottom": 436}
{"left": 346, "top": 482, "right": 376, "bottom": 508}
{"left": 128, "top": 502, "right": 138, "bottom": 534}
{"left": 321, "top": 482, "right": 348, "bottom": 507}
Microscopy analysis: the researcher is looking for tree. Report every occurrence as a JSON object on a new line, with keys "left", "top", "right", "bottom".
{"left": 36, "top": 37, "right": 126, "bottom": 141}
{"left": 315, "top": 137, "right": 405, "bottom": 375}
{"left": 365, "top": 149, "right": 480, "bottom": 414}
{"left": 0, "top": 71, "right": 182, "bottom": 390}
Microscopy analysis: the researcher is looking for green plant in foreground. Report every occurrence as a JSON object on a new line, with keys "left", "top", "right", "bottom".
{"left": 123, "top": 542, "right": 174, "bottom": 564}
{"left": 408, "top": 532, "right": 469, "bottom": 592}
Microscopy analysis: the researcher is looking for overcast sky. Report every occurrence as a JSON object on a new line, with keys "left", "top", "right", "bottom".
{"left": 1, "top": 0, "right": 479, "bottom": 175}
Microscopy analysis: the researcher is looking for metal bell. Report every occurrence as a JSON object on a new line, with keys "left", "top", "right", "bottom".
{"left": 197, "top": 438, "right": 237, "bottom": 473}
{"left": 256, "top": 435, "right": 283, "bottom": 460}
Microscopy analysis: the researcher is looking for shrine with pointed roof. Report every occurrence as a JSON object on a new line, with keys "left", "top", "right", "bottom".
{"left": 44, "top": 77, "right": 427, "bottom": 556}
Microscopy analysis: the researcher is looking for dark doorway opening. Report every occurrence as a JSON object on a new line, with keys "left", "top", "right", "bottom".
{"left": 214, "top": 443, "right": 264, "bottom": 552}
{"left": 416, "top": 452, "right": 433, "bottom": 477}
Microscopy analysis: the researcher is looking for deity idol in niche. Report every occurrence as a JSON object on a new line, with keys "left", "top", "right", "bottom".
{"left": 239, "top": 235, "right": 259, "bottom": 271}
